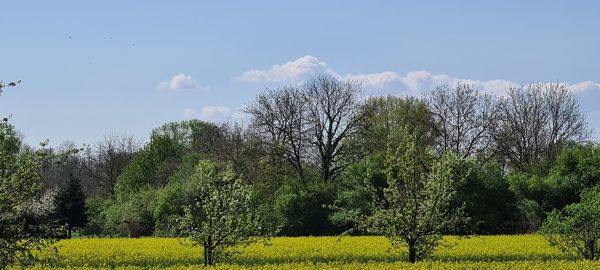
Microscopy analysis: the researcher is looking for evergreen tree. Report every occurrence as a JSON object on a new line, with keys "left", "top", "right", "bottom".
{"left": 55, "top": 174, "right": 87, "bottom": 238}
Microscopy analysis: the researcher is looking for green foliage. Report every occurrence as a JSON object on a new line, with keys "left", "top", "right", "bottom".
{"left": 551, "top": 143, "right": 600, "bottom": 188}
{"left": 449, "top": 160, "right": 519, "bottom": 234}
{"left": 350, "top": 129, "right": 466, "bottom": 263}
{"left": 541, "top": 186, "right": 600, "bottom": 261}
{"left": 0, "top": 120, "right": 59, "bottom": 268}
{"left": 103, "top": 188, "right": 159, "bottom": 236}
{"left": 82, "top": 196, "right": 113, "bottom": 236}
{"left": 153, "top": 153, "right": 202, "bottom": 236}
{"left": 509, "top": 172, "right": 579, "bottom": 213}
{"left": 179, "top": 160, "right": 273, "bottom": 266}
{"left": 356, "top": 96, "right": 435, "bottom": 155}
{"left": 151, "top": 120, "right": 221, "bottom": 153}
{"left": 516, "top": 199, "right": 546, "bottom": 232}
{"left": 329, "top": 153, "right": 386, "bottom": 231}
{"left": 274, "top": 181, "right": 336, "bottom": 236}
{"left": 54, "top": 174, "right": 87, "bottom": 238}
{"left": 116, "top": 135, "right": 182, "bottom": 195}
{"left": 509, "top": 143, "right": 600, "bottom": 211}
{"left": 507, "top": 144, "right": 600, "bottom": 231}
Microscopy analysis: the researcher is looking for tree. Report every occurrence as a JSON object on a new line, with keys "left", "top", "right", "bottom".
{"left": 508, "top": 143, "right": 600, "bottom": 231}
{"left": 83, "top": 134, "right": 140, "bottom": 196}
{"left": 541, "top": 186, "right": 600, "bottom": 261}
{"left": 103, "top": 188, "right": 159, "bottom": 237}
{"left": 179, "top": 160, "right": 272, "bottom": 266}
{"left": 343, "top": 129, "right": 465, "bottom": 263}
{"left": 493, "top": 83, "right": 589, "bottom": 171}
{"left": 427, "top": 84, "right": 500, "bottom": 161}
{"left": 0, "top": 119, "right": 59, "bottom": 269}
{"left": 304, "top": 75, "right": 364, "bottom": 182}
{"left": 329, "top": 153, "right": 387, "bottom": 231}
{"left": 448, "top": 159, "right": 519, "bottom": 234}
{"left": 1, "top": 81, "right": 61, "bottom": 268}
{"left": 211, "top": 123, "right": 264, "bottom": 183}
{"left": 115, "top": 134, "right": 181, "bottom": 195}
{"left": 54, "top": 174, "right": 87, "bottom": 238}
{"left": 357, "top": 96, "right": 436, "bottom": 156}
{"left": 274, "top": 180, "right": 336, "bottom": 236}
{"left": 41, "top": 142, "right": 88, "bottom": 193}
{"left": 151, "top": 120, "right": 221, "bottom": 157}
{"left": 246, "top": 86, "right": 308, "bottom": 181}
{"left": 550, "top": 143, "right": 600, "bottom": 190}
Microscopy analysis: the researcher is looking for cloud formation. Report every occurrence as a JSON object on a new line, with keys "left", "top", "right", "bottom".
{"left": 569, "top": 81, "right": 600, "bottom": 93}
{"left": 183, "top": 106, "right": 244, "bottom": 121}
{"left": 237, "top": 55, "right": 333, "bottom": 83}
{"left": 237, "top": 56, "right": 600, "bottom": 96}
{"left": 158, "top": 73, "right": 201, "bottom": 91}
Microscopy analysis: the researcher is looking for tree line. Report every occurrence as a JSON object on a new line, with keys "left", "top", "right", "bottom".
{"left": 1, "top": 76, "right": 599, "bottom": 267}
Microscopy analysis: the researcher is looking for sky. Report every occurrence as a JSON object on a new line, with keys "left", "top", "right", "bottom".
{"left": 1, "top": 1, "right": 599, "bottom": 146}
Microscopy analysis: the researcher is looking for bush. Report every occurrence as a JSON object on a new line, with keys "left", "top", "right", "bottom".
{"left": 450, "top": 160, "right": 520, "bottom": 234}
{"left": 83, "top": 196, "right": 113, "bottom": 236}
{"left": 541, "top": 186, "right": 600, "bottom": 261}
{"left": 274, "top": 181, "right": 337, "bottom": 236}
{"left": 102, "top": 189, "right": 159, "bottom": 236}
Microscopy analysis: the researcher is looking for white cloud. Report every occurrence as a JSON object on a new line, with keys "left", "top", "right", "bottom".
{"left": 158, "top": 74, "right": 201, "bottom": 91}
{"left": 183, "top": 106, "right": 245, "bottom": 121}
{"left": 329, "top": 69, "right": 520, "bottom": 96}
{"left": 569, "top": 81, "right": 600, "bottom": 93}
{"left": 237, "top": 55, "right": 600, "bottom": 96}
{"left": 236, "top": 55, "right": 333, "bottom": 83}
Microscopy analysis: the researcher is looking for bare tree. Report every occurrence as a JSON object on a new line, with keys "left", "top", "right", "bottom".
{"left": 247, "top": 75, "right": 364, "bottom": 183}
{"left": 493, "top": 83, "right": 589, "bottom": 171}
{"left": 83, "top": 134, "right": 140, "bottom": 196}
{"left": 41, "top": 141, "right": 93, "bottom": 194}
{"left": 427, "top": 84, "right": 500, "bottom": 161}
{"left": 212, "top": 122, "right": 265, "bottom": 183}
{"left": 246, "top": 86, "right": 308, "bottom": 180}
{"left": 304, "top": 75, "right": 364, "bottom": 182}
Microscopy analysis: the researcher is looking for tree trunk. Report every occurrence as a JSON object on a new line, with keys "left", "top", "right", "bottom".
{"left": 408, "top": 242, "right": 416, "bottom": 263}
{"left": 207, "top": 247, "right": 213, "bottom": 266}
{"left": 321, "top": 157, "right": 331, "bottom": 182}
{"left": 66, "top": 223, "right": 72, "bottom": 239}
{"left": 203, "top": 244, "right": 208, "bottom": 266}
{"left": 585, "top": 239, "right": 596, "bottom": 261}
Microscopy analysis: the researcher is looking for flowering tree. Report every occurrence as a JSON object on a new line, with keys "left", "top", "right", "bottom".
{"left": 348, "top": 129, "right": 466, "bottom": 263}
{"left": 179, "top": 160, "right": 273, "bottom": 266}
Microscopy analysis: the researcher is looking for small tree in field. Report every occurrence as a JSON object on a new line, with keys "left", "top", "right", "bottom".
{"left": 354, "top": 129, "right": 465, "bottom": 263}
{"left": 541, "top": 186, "right": 600, "bottom": 261}
{"left": 179, "top": 161, "right": 271, "bottom": 266}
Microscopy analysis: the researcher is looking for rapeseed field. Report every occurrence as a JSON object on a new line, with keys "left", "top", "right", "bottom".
{"left": 17, "top": 235, "right": 600, "bottom": 269}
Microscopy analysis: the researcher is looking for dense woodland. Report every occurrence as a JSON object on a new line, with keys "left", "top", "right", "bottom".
{"left": 2, "top": 75, "right": 600, "bottom": 265}
{"left": 37, "top": 75, "right": 592, "bottom": 235}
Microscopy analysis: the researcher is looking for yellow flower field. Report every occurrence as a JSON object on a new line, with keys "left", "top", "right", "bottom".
{"left": 16, "top": 235, "right": 600, "bottom": 269}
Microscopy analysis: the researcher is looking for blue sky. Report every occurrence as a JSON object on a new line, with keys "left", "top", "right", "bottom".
{"left": 1, "top": 1, "right": 599, "bottom": 146}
